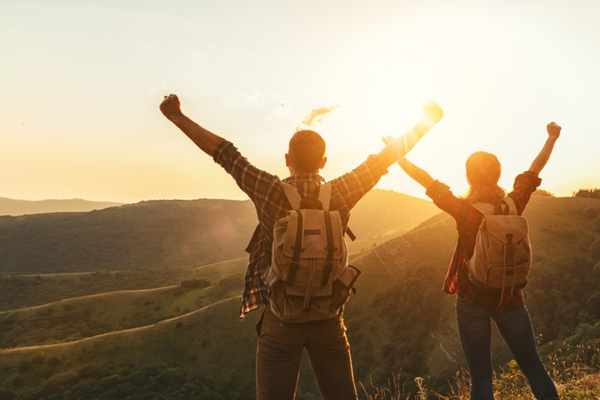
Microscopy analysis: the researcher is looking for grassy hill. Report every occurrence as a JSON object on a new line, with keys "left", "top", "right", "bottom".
{"left": 0, "top": 298, "right": 256, "bottom": 400}
{"left": 0, "top": 197, "right": 120, "bottom": 216}
{"left": 0, "top": 258, "right": 246, "bottom": 347}
{"left": 0, "top": 199, "right": 257, "bottom": 274}
{"left": 0, "top": 283, "right": 239, "bottom": 349}
{"left": 0, "top": 257, "right": 247, "bottom": 312}
{"left": 0, "top": 196, "right": 598, "bottom": 399}
{"left": 0, "top": 190, "right": 437, "bottom": 274}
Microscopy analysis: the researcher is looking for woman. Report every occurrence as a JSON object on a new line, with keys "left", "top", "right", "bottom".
{"left": 388, "top": 122, "right": 562, "bottom": 399}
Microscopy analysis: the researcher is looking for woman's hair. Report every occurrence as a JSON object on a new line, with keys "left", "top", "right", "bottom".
{"left": 465, "top": 151, "right": 506, "bottom": 204}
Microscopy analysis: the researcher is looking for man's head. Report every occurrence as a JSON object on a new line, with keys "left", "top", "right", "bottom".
{"left": 286, "top": 130, "right": 327, "bottom": 175}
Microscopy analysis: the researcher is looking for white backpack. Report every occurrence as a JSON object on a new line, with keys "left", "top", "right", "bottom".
{"left": 265, "top": 182, "right": 361, "bottom": 323}
{"left": 468, "top": 197, "right": 532, "bottom": 294}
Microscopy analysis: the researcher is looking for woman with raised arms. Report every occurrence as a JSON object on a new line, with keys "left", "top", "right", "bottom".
{"left": 387, "top": 122, "right": 562, "bottom": 400}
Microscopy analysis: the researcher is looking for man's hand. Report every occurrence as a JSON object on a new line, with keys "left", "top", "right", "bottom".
{"left": 547, "top": 122, "right": 562, "bottom": 140}
{"left": 380, "top": 136, "right": 408, "bottom": 163}
{"left": 160, "top": 94, "right": 183, "bottom": 120}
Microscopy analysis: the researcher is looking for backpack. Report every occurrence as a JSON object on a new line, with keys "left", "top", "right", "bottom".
{"left": 468, "top": 197, "right": 532, "bottom": 295}
{"left": 265, "top": 182, "right": 361, "bottom": 323}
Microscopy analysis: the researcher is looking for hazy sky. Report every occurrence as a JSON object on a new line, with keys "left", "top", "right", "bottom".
{"left": 2, "top": 1, "right": 599, "bottom": 202}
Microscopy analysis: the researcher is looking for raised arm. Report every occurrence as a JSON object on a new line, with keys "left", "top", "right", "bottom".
{"left": 328, "top": 120, "right": 439, "bottom": 212}
{"left": 397, "top": 158, "right": 435, "bottom": 189}
{"left": 381, "top": 134, "right": 436, "bottom": 189}
{"left": 160, "top": 94, "right": 280, "bottom": 211}
{"left": 395, "top": 153, "right": 472, "bottom": 223}
{"left": 528, "top": 122, "right": 562, "bottom": 176}
{"left": 160, "top": 94, "right": 224, "bottom": 156}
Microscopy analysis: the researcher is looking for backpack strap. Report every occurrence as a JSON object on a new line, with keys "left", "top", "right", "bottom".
{"left": 281, "top": 182, "right": 302, "bottom": 210}
{"left": 318, "top": 183, "right": 332, "bottom": 211}
{"left": 472, "top": 202, "right": 494, "bottom": 215}
{"left": 318, "top": 182, "right": 357, "bottom": 240}
{"left": 494, "top": 201, "right": 509, "bottom": 215}
{"left": 504, "top": 197, "right": 518, "bottom": 215}
{"left": 287, "top": 210, "right": 304, "bottom": 284}
{"left": 345, "top": 227, "right": 357, "bottom": 241}
{"left": 321, "top": 211, "right": 335, "bottom": 286}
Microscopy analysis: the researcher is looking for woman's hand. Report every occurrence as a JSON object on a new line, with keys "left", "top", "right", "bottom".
{"left": 547, "top": 122, "right": 562, "bottom": 141}
{"left": 529, "top": 122, "right": 562, "bottom": 175}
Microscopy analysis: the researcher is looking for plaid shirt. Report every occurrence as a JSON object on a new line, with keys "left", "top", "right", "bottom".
{"left": 213, "top": 141, "right": 390, "bottom": 318}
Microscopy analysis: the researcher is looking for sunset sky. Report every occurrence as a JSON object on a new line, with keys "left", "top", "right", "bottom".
{"left": 3, "top": 1, "right": 599, "bottom": 203}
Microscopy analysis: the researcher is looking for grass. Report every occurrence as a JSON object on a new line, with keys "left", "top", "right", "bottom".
{"left": 0, "top": 257, "right": 248, "bottom": 348}
{"left": 0, "top": 257, "right": 248, "bottom": 312}
{"left": 360, "top": 333, "right": 600, "bottom": 399}
{"left": 0, "top": 297, "right": 258, "bottom": 399}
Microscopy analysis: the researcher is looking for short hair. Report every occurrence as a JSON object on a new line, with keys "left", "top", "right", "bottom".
{"left": 288, "top": 130, "right": 326, "bottom": 173}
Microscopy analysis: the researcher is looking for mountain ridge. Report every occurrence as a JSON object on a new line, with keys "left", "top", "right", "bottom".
{"left": 0, "top": 197, "right": 121, "bottom": 216}
{"left": 0, "top": 189, "right": 438, "bottom": 274}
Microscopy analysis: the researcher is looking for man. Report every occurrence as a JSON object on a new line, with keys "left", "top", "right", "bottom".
{"left": 159, "top": 94, "right": 428, "bottom": 400}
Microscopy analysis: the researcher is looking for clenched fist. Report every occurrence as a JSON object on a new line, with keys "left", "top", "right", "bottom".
{"left": 547, "top": 122, "right": 562, "bottom": 140}
{"left": 160, "top": 94, "right": 182, "bottom": 120}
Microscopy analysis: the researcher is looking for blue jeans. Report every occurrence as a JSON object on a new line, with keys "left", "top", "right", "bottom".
{"left": 457, "top": 297, "right": 559, "bottom": 400}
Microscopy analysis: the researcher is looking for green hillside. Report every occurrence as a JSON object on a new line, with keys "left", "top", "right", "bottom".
{"left": 0, "top": 282, "right": 241, "bottom": 349}
{"left": 0, "top": 190, "right": 437, "bottom": 274}
{"left": 0, "top": 257, "right": 247, "bottom": 312}
{"left": 0, "top": 257, "right": 247, "bottom": 348}
{"left": 0, "top": 298, "right": 256, "bottom": 400}
{"left": 0, "top": 199, "right": 257, "bottom": 274}
{"left": 0, "top": 196, "right": 598, "bottom": 399}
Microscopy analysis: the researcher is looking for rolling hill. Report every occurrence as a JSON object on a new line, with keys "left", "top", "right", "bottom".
{"left": 0, "top": 258, "right": 247, "bottom": 312}
{"left": 0, "top": 196, "right": 599, "bottom": 399}
{"left": 0, "top": 197, "right": 120, "bottom": 216}
{"left": 0, "top": 190, "right": 438, "bottom": 274}
{"left": 0, "top": 258, "right": 246, "bottom": 347}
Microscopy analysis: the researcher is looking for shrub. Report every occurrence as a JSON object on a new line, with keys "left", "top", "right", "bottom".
{"left": 575, "top": 188, "right": 600, "bottom": 199}
{"left": 534, "top": 189, "right": 555, "bottom": 197}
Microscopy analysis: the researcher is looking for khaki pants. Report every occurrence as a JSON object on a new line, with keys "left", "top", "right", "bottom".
{"left": 256, "top": 308, "right": 358, "bottom": 400}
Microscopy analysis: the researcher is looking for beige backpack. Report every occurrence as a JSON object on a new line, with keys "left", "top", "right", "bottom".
{"left": 468, "top": 197, "right": 532, "bottom": 295}
{"left": 265, "top": 182, "right": 361, "bottom": 323}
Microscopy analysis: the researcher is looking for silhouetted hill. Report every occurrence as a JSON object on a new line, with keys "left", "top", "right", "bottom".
{"left": 0, "top": 199, "right": 257, "bottom": 273}
{"left": 349, "top": 189, "right": 438, "bottom": 240}
{"left": 1, "top": 196, "right": 599, "bottom": 399}
{"left": 0, "top": 197, "right": 120, "bottom": 216}
{"left": 0, "top": 190, "right": 437, "bottom": 274}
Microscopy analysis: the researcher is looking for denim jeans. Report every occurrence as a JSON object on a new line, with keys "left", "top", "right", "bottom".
{"left": 457, "top": 297, "right": 559, "bottom": 400}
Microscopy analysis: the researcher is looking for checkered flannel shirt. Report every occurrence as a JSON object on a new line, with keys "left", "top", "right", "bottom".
{"left": 213, "top": 141, "right": 391, "bottom": 318}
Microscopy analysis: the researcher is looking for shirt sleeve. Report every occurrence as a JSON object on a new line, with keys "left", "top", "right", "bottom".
{"left": 213, "top": 141, "right": 281, "bottom": 210}
{"left": 329, "top": 153, "right": 390, "bottom": 212}
{"left": 508, "top": 172, "right": 542, "bottom": 215}
{"left": 426, "top": 181, "right": 482, "bottom": 232}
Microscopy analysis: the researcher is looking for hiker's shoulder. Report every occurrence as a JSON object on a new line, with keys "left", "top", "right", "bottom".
{"left": 513, "top": 171, "right": 542, "bottom": 190}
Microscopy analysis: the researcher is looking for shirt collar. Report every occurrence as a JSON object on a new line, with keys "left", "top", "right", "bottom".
{"left": 283, "top": 173, "right": 325, "bottom": 183}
